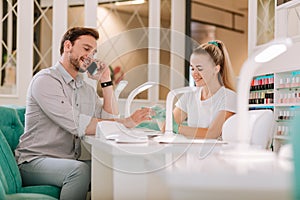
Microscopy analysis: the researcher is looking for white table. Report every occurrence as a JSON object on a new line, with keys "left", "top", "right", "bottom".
{"left": 84, "top": 136, "right": 292, "bottom": 200}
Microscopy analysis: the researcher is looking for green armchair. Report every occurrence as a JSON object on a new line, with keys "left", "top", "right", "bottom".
{"left": 0, "top": 166, "right": 56, "bottom": 200}
{"left": 0, "top": 106, "right": 60, "bottom": 199}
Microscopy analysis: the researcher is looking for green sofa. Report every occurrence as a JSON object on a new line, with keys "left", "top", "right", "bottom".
{"left": 0, "top": 106, "right": 60, "bottom": 199}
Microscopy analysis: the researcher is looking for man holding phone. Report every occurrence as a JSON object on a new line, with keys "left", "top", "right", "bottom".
{"left": 86, "top": 61, "right": 98, "bottom": 75}
{"left": 15, "top": 27, "right": 151, "bottom": 200}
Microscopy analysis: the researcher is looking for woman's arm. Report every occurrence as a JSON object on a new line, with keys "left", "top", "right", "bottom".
{"left": 179, "top": 110, "right": 235, "bottom": 139}
{"left": 173, "top": 107, "right": 187, "bottom": 125}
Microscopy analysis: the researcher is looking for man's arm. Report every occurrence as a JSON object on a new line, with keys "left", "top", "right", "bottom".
{"left": 89, "top": 61, "right": 119, "bottom": 116}
{"left": 84, "top": 107, "right": 152, "bottom": 135}
{"left": 31, "top": 74, "right": 80, "bottom": 135}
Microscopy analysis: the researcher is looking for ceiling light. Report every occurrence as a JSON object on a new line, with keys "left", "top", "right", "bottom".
{"left": 115, "top": 0, "right": 145, "bottom": 6}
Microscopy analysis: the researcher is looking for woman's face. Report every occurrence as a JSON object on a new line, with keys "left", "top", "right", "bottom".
{"left": 190, "top": 53, "right": 218, "bottom": 87}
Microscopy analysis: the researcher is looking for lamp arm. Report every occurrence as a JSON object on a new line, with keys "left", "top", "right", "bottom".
{"left": 125, "top": 91, "right": 136, "bottom": 118}
{"left": 115, "top": 80, "right": 128, "bottom": 101}
{"left": 165, "top": 87, "right": 197, "bottom": 135}
{"left": 236, "top": 59, "right": 261, "bottom": 147}
{"left": 165, "top": 90, "right": 176, "bottom": 134}
{"left": 124, "top": 81, "right": 156, "bottom": 118}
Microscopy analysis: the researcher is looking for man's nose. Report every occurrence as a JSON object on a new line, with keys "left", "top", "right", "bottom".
{"left": 192, "top": 70, "right": 200, "bottom": 76}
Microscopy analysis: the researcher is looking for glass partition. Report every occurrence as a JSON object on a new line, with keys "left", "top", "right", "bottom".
{"left": 256, "top": 0, "right": 275, "bottom": 46}
{"left": 0, "top": 0, "right": 18, "bottom": 95}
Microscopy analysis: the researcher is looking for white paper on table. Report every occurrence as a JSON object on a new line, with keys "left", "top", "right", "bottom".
{"left": 96, "top": 121, "right": 162, "bottom": 142}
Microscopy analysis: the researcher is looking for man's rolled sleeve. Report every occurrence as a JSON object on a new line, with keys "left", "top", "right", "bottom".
{"left": 101, "top": 109, "right": 120, "bottom": 119}
{"left": 78, "top": 114, "right": 92, "bottom": 137}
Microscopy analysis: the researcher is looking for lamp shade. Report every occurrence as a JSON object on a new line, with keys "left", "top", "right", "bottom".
{"left": 124, "top": 81, "right": 157, "bottom": 117}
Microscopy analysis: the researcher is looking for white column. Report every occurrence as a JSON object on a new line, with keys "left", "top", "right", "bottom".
{"left": 248, "top": 0, "right": 257, "bottom": 56}
{"left": 84, "top": 0, "right": 98, "bottom": 89}
{"left": 52, "top": 0, "right": 68, "bottom": 64}
{"left": 148, "top": 0, "right": 160, "bottom": 103}
{"left": 170, "top": 0, "right": 186, "bottom": 89}
{"left": 16, "top": 0, "right": 34, "bottom": 105}
{"left": 85, "top": 0, "right": 97, "bottom": 28}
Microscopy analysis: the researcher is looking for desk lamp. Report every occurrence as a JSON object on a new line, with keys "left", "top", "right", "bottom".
{"left": 221, "top": 38, "right": 293, "bottom": 158}
{"left": 114, "top": 80, "right": 128, "bottom": 101}
{"left": 165, "top": 86, "right": 197, "bottom": 135}
{"left": 124, "top": 81, "right": 157, "bottom": 118}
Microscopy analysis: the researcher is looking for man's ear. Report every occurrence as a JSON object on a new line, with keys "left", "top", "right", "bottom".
{"left": 64, "top": 40, "right": 72, "bottom": 53}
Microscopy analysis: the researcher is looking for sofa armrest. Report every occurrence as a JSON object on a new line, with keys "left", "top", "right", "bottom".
{"left": 19, "top": 185, "right": 60, "bottom": 199}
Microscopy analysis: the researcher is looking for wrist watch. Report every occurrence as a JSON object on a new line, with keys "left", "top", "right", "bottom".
{"left": 101, "top": 81, "right": 113, "bottom": 88}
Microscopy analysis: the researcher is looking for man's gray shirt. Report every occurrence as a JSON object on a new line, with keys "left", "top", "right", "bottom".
{"left": 15, "top": 62, "right": 113, "bottom": 164}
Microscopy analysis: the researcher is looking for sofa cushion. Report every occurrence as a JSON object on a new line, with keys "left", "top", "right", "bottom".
{"left": 0, "top": 127, "right": 60, "bottom": 199}
{"left": 2, "top": 105, "right": 26, "bottom": 126}
{"left": 0, "top": 128, "right": 21, "bottom": 193}
{"left": 0, "top": 106, "right": 24, "bottom": 152}
{"left": 0, "top": 167, "right": 57, "bottom": 200}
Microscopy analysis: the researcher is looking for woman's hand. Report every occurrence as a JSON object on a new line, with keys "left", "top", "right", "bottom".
{"left": 122, "top": 107, "right": 152, "bottom": 128}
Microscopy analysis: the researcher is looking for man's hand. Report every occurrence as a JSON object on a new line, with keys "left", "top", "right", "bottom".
{"left": 85, "top": 118, "right": 99, "bottom": 135}
{"left": 85, "top": 107, "right": 152, "bottom": 135}
{"left": 87, "top": 61, "right": 111, "bottom": 82}
{"left": 122, "top": 107, "right": 152, "bottom": 128}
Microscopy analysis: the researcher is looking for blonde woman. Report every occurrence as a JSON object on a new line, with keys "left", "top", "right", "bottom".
{"left": 174, "top": 40, "right": 237, "bottom": 139}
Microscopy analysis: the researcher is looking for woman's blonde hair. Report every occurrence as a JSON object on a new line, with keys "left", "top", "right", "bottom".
{"left": 192, "top": 40, "right": 236, "bottom": 91}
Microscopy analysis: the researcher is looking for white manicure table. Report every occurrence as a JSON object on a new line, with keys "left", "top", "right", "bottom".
{"left": 83, "top": 127, "right": 292, "bottom": 200}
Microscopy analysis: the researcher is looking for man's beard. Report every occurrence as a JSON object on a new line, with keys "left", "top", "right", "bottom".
{"left": 70, "top": 54, "right": 86, "bottom": 73}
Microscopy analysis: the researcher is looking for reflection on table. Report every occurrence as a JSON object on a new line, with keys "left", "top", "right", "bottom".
{"left": 83, "top": 129, "right": 292, "bottom": 200}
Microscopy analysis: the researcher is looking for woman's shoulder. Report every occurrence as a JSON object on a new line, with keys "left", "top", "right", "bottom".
{"left": 223, "top": 87, "right": 237, "bottom": 96}
{"left": 216, "top": 87, "right": 237, "bottom": 101}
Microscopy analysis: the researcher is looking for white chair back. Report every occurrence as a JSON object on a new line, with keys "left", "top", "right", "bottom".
{"left": 222, "top": 110, "right": 274, "bottom": 149}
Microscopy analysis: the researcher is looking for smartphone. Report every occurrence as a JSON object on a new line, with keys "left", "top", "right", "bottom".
{"left": 87, "top": 62, "right": 98, "bottom": 75}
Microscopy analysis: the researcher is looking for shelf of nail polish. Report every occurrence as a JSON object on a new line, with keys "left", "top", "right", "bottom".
{"left": 273, "top": 135, "right": 290, "bottom": 140}
{"left": 248, "top": 70, "right": 300, "bottom": 152}
{"left": 277, "top": 74, "right": 300, "bottom": 89}
{"left": 250, "top": 74, "right": 274, "bottom": 91}
{"left": 249, "top": 91, "right": 274, "bottom": 104}
{"left": 277, "top": 86, "right": 300, "bottom": 90}
{"left": 276, "top": 109, "right": 298, "bottom": 121}
{"left": 276, "top": 125, "right": 290, "bottom": 136}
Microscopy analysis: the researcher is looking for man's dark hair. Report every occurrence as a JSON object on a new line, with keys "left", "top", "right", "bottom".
{"left": 60, "top": 27, "right": 99, "bottom": 55}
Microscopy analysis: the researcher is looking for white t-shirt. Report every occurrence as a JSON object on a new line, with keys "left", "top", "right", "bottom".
{"left": 175, "top": 86, "right": 237, "bottom": 128}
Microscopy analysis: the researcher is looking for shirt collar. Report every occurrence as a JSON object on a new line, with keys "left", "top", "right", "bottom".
{"left": 54, "top": 62, "right": 84, "bottom": 89}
